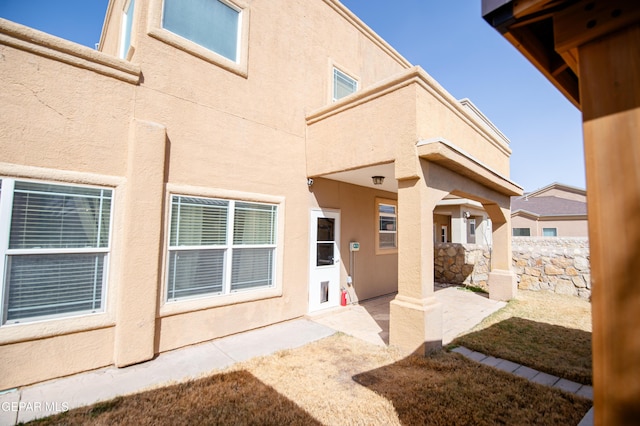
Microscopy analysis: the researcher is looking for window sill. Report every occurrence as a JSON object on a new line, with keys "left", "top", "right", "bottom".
{"left": 147, "top": 0, "right": 250, "bottom": 79}
{"left": 376, "top": 248, "right": 398, "bottom": 256}
{"left": 160, "top": 286, "right": 282, "bottom": 317}
{"left": 148, "top": 28, "right": 248, "bottom": 78}
{"left": 0, "top": 311, "right": 114, "bottom": 345}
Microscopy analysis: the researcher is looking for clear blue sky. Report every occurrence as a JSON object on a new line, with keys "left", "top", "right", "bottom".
{"left": 0, "top": 0, "right": 586, "bottom": 192}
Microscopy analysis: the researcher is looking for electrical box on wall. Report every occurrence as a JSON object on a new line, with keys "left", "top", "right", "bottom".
{"left": 349, "top": 242, "right": 360, "bottom": 252}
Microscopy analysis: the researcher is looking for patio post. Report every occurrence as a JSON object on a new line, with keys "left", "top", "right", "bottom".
{"left": 483, "top": 201, "right": 517, "bottom": 301}
{"left": 389, "top": 161, "right": 446, "bottom": 354}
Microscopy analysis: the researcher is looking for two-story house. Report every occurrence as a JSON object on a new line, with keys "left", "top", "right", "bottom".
{"left": 0, "top": 0, "right": 521, "bottom": 390}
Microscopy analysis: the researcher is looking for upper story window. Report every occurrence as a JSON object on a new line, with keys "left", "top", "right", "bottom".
{"left": 0, "top": 179, "right": 112, "bottom": 325}
{"left": 333, "top": 67, "right": 358, "bottom": 101}
{"left": 120, "top": 0, "right": 136, "bottom": 59}
{"left": 163, "top": 0, "right": 241, "bottom": 63}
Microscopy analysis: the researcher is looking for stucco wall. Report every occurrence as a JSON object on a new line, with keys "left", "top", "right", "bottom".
{"left": 512, "top": 215, "right": 589, "bottom": 237}
{"left": 0, "top": 0, "right": 413, "bottom": 390}
{"left": 311, "top": 178, "right": 398, "bottom": 301}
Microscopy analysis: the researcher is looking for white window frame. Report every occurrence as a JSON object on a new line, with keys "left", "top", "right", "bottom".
{"left": 375, "top": 198, "right": 397, "bottom": 254}
{"left": 119, "top": 0, "right": 136, "bottom": 59}
{"left": 148, "top": 0, "right": 250, "bottom": 77}
{"left": 543, "top": 227, "right": 558, "bottom": 237}
{"left": 333, "top": 67, "right": 359, "bottom": 102}
{"left": 469, "top": 218, "right": 476, "bottom": 236}
{"left": 166, "top": 194, "right": 278, "bottom": 303}
{"left": 0, "top": 178, "right": 113, "bottom": 325}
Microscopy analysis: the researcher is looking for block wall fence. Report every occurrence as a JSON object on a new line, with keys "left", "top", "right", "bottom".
{"left": 434, "top": 237, "right": 591, "bottom": 299}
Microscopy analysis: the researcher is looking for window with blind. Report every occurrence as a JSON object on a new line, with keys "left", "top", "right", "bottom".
{"left": 333, "top": 68, "right": 358, "bottom": 101}
{"left": 375, "top": 198, "right": 398, "bottom": 254}
{"left": 167, "top": 195, "right": 277, "bottom": 302}
{"left": 162, "top": 0, "right": 241, "bottom": 62}
{"left": 0, "top": 179, "right": 112, "bottom": 324}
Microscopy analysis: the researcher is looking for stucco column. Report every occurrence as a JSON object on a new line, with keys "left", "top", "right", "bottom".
{"left": 484, "top": 202, "right": 516, "bottom": 301}
{"left": 390, "top": 163, "right": 445, "bottom": 354}
{"left": 114, "top": 119, "right": 167, "bottom": 367}
{"left": 451, "top": 207, "right": 466, "bottom": 244}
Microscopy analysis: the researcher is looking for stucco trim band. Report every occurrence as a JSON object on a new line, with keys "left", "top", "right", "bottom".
{"left": 322, "top": 0, "right": 412, "bottom": 70}
{"left": 0, "top": 18, "right": 141, "bottom": 84}
{"left": 307, "top": 66, "right": 512, "bottom": 157}
{"left": 417, "top": 138, "right": 523, "bottom": 197}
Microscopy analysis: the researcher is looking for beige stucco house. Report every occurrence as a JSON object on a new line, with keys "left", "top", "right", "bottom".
{"left": 511, "top": 182, "right": 588, "bottom": 237}
{"left": 0, "top": 0, "right": 521, "bottom": 390}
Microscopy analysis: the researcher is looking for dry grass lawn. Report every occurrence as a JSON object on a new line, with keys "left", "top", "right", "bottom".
{"left": 33, "top": 332, "right": 591, "bottom": 425}
{"left": 451, "top": 290, "right": 592, "bottom": 384}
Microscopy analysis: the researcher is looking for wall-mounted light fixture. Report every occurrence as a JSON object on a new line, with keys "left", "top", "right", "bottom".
{"left": 463, "top": 211, "right": 471, "bottom": 219}
{"left": 307, "top": 178, "right": 314, "bottom": 187}
{"left": 372, "top": 176, "right": 385, "bottom": 185}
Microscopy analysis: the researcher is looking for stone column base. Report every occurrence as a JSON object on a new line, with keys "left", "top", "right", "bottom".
{"left": 488, "top": 269, "right": 517, "bottom": 301}
{"left": 389, "top": 294, "right": 443, "bottom": 355}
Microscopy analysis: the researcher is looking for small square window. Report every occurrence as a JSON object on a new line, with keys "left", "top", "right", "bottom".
{"left": 333, "top": 68, "right": 358, "bottom": 101}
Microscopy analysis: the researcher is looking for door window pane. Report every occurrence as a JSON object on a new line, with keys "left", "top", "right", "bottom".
{"left": 317, "top": 218, "right": 335, "bottom": 241}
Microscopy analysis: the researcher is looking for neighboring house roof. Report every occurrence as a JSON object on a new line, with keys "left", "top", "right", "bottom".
{"left": 511, "top": 182, "right": 587, "bottom": 218}
{"left": 524, "top": 182, "right": 586, "bottom": 198}
{"left": 511, "top": 196, "right": 587, "bottom": 217}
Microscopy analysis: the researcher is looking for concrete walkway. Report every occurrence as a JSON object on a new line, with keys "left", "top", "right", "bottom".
{"left": 0, "top": 320, "right": 335, "bottom": 425}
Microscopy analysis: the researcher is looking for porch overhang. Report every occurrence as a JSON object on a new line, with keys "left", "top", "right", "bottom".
{"left": 417, "top": 138, "right": 523, "bottom": 197}
{"left": 306, "top": 66, "right": 514, "bottom": 182}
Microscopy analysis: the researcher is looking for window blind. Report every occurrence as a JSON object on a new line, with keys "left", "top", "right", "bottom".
{"left": 6, "top": 253, "right": 105, "bottom": 321}
{"left": 163, "top": 0, "right": 240, "bottom": 62}
{"left": 168, "top": 196, "right": 277, "bottom": 301}
{"left": 2, "top": 180, "right": 112, "bottom": 324}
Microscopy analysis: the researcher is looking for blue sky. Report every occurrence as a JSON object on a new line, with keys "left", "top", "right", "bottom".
{"left": 0, "top": 0, "right": 586, "bottom": 192}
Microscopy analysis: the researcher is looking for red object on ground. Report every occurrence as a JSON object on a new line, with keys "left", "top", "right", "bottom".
{"left": 340, "top": 289, "right": 347, "bottom": 306}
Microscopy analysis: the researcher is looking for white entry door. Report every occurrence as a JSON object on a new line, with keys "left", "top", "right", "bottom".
{"left": 309, "top": 209, "right": 341, "bottom": 312}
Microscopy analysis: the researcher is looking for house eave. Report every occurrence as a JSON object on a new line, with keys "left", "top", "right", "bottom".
{"left": 417, "top": 138, "right": 523, "bottom": 197}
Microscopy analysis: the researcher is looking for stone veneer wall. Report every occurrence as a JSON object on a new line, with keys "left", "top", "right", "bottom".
{"left": 434, "top": 237, "right": 591, "bottom": 299}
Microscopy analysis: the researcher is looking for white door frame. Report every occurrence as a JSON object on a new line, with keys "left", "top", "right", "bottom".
{"left": 308, "top": 209, "right": 341, "bottom": 313}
